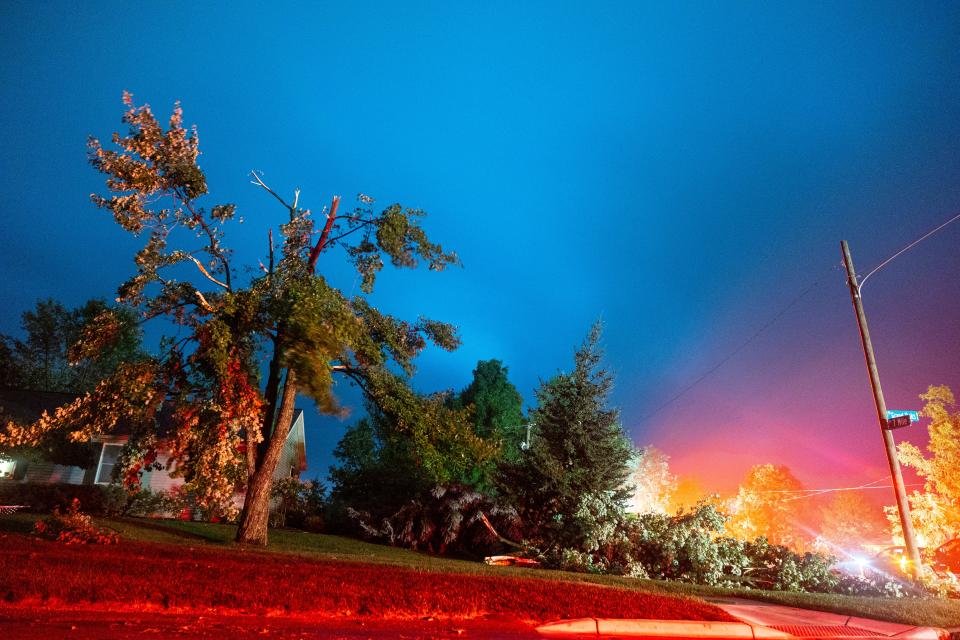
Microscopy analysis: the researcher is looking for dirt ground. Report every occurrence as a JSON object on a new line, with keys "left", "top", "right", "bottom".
{"left": 0, "top": 607, "right": 547, "bottom": 640}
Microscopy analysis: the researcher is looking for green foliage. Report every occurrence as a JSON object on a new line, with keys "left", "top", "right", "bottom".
{"left": 624, "top": 503, "right": 737, "bottom": 585}
{"left": 348, "top": 202, "right": 460, "bottom": 293}
{"left": 496, "top": 323, "right": 634, "bottom": 552}
{"left": 543, "top": 501, "right": 911, "bottom": 597}
{"left": 329, "top": 359, "right": 522, "bottom": 521}
{"left": 329, "top": 392, "right": 498, "bottom": 526}
{"left": 61, "top": 95, "right": 464, "bottom": 539}
{"left": 329, "top": 414, "right": 429, "bottom": 521}
{"left": 455, "top": 359, "right": 525, "bottom": 464}
{"left": 738, "top": 537, "right": 839, "bottom": 592}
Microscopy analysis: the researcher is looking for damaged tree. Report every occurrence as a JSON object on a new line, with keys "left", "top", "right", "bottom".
{"left": 1, "top": 93, "right": 482, "bottom": 545}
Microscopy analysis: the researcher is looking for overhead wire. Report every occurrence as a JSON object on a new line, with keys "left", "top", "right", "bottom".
{"left": 640, "top": 207, "right": 960, "bottom": 425}
{"left": 639, "top": 265, "right": 840, "bottom": 424}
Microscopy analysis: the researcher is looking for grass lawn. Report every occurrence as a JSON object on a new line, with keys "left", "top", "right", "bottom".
{"left": 0, "top": 515, "right": 728, "bottom": 624}
{"left": 2, "top": 514, "right": 959, "bottom": 628}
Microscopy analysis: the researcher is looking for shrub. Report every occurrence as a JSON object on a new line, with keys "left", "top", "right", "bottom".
{"left": 0, "top": 482, "right": 112, "bottom": 514}
{"left": 270, "top": 477, "right": 326, "bottom": 531}
{"left": 33, "top": 498, "right": 119, "bottom": 545}
{"left": 539, "top": 502, "right": 923, "bottom": 597}
{"left": 0, "top": 482, "right": 178, "bottom": 518}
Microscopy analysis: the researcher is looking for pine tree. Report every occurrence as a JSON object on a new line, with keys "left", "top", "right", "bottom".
{"left": 497, "top": 324, "right": 634, "bottom": 552}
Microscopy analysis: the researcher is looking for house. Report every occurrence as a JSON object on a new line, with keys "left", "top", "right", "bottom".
{"left": 0, "top": 387, "right": 307, "bottom": 497}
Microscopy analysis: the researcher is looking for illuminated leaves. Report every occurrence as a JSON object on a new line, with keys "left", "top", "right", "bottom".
{"left": 89, "top": 93, "right": 231, "bottom": 307}
{"left": 68, "top": 309, "right": 125, "bottom": 365}
{"left": 889, "top": 385, "right": 960, "bottom": 549}
{"left": 0, "top": 361, "right": 162, "bottom": 449}
{"left": 725, "top": 464, "right": 813, "bottom": 551}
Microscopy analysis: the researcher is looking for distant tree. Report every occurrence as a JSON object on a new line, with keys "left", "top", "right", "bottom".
{"left": 456, "top": 359, "right": 524, "bottom": 457}
{"left": 726, "top": 463, "right": 815, "bottom": 551}
{"left": 0, "top": 298, "right": 146, "bottom": 393}
{"left": 0, "top": 93, "right": 473, "bottom": 545}
{"left": 329, "top": 395, "right": 493, "bottom": 521}
{"left": 625, "top": 446, "right": 676, "bottom": 515}
{"left": 819, "top": 491, "right": 888, "bottom": 552}
{"left": 887, "top": 385, "right": 960, "bottom": 549}
{"left": 0, "top": 298, "right": 147, "bottom": 469}
{"left": 440, "top": 359, "right": 525, "bottom": 491}
{"left": 667, "top": 476, "right": 709, "bottom": 514}
{"left": 496, "top": 324, "right": 635, "bottom": 552}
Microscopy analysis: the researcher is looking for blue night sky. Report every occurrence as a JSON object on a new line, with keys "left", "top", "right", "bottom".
{"left": 2, "top": 1, "right": 959, "bottom": 495}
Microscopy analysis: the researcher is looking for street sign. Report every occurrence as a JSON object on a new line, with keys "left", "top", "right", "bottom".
{"left": 884, "top": 415, "right": 911, "bottom": 430}
{"left": 886, "top": 410, "right": 920, "bottom": 423}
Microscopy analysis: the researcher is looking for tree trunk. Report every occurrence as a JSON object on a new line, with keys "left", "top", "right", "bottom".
{"left": 256, "top": 332, "right": 285, "bottom": 469}
{"left": 235, "top": 369, "right": 298, "bottom": 545}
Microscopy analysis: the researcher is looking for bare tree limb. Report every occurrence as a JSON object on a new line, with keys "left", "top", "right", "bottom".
{"left": 183, "top": 254, "right": 229, "bottom": 289}
{"left": 173, "top": 188, "right": 233, "bottom": 291}
{"left": 326, "top": 219, "right": 374, "bottom": 245}
{"left": 195, "top": 290, "right": 215, "bottom": 312}
{"left": 268, "top": 228, "right": 274, "bottom": 276}
{"left": 250, "top": 171, "right": 293, "bottom": 211}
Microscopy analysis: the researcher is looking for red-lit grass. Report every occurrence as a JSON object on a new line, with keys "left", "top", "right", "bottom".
{"left": 0, "top": 532, "right": 733, "bottom": 622}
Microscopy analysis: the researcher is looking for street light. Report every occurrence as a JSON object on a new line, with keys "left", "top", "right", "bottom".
{"left": 520, "top": 423, "right": 534, "bottom": 451}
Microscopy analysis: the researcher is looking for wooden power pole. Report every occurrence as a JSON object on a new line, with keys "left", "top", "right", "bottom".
{"left": 840, "top": 240, "right": 923, "bottom": 578}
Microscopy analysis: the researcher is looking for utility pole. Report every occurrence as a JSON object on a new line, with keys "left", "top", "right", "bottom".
{"left": 840, "top": 240, "right": 923, "bottom": 578}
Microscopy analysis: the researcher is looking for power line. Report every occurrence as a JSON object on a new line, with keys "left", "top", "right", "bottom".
{"left": 638, "top": 209, "right": 960, "bottom": 425}
{"left": 756, "top": 477, "right": 889, "bottom": 494}
{"left": 639, "top": 266, "right": 838, "bottom": 423}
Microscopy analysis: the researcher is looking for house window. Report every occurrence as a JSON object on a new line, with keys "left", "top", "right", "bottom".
{"left": 95, "top": 444, "right": 123, "bottom": 484}
{"left": 0, "top": 459, "right": 15, "bottom": 479}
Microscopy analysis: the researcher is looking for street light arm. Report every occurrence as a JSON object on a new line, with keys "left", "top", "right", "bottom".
{"left": 858, "top": 210, "right": 960, "bottom": 294}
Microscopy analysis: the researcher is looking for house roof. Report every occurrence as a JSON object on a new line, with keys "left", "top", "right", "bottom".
{"left": 0, "top": 387, "right": 79, "bottom": 423}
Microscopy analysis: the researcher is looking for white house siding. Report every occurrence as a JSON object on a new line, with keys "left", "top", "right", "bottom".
{"left": 140, "top": 453, "right": 183, "bottom": 494}
{"left": 272, "top": 410, "right": 307, "bottom": 482}
{"left": 9, "top": 409, "right": 307, "bottom": 523}
{"left": 13, "top": 411, "right": 306, "bottom": 489}
{"left": 22, "top": 461, "right": 86, "bottom": 485}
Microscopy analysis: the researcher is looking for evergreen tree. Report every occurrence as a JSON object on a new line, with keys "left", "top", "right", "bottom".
{"left": 497, "top": 324, "right": 634, "bottom": 552}
{"left": 457, "top": 359, "right": 525, "bottom": 461}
